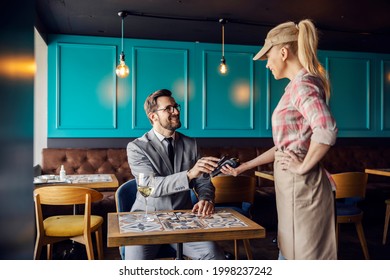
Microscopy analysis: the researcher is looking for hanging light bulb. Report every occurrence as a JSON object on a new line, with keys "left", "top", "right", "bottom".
{"left": 116, "top": 11, "right": 130, "bottom": 78}
{"left": 116, "top": 52, "right": 129, "bottom": 78}
{"left": 219, "top": 57, "right": 227, "bottom": 74}
{"left": 219, "top": 19, "right": 228, "bottom": 75}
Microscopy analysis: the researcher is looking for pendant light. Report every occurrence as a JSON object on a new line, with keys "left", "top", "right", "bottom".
{"left": 219, "top": 18, "right": 228, "bottom": 75}
{"left": 116, "top": 11, "right": 130, "bottom": 78}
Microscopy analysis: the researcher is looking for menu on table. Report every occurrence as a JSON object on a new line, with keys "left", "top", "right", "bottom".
{"left": 118, "top": 210, "right": 248, "bottom": 233}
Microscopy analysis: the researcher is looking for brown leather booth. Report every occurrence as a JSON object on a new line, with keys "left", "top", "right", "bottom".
{"left": 40, "top": 145, "right": 390, "bottom": 225}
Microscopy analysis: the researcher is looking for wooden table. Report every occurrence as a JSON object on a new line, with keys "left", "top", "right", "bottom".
{"left": 255, "top": 170, "right": 274, "bottom": 181}
{"left": 34, "top": 174, "right": 119, "bottom": 190}
{"left": 365, "top": 168, "right": 390, "bottom": 177}
{"left": 107, "top": 208, "right": 265, "bottom": 259}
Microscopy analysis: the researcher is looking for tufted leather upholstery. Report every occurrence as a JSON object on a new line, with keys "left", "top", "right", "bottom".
{"left": 42, "top": 148, "right": 133, "bottom": 186}
{"left": 322, "top": 146, "right": 390, "bottom": 184}
{"left": 41, "top": 145, "right": 390, "bottom": 187}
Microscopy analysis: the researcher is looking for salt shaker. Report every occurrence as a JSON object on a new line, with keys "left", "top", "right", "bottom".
{"left": 60, "top": 165, "right": 66, "bottom": 181}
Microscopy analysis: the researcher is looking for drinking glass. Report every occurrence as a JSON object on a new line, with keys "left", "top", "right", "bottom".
{"left": 137, "top": 172, "right": 155, "bottom": 221}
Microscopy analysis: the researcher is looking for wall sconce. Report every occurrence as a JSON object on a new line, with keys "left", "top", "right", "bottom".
{"left": 219, "top": 18, "right": 228, "bottom": 75}
{"left": 116, "top": 11, "right": 130, "bottom": 78}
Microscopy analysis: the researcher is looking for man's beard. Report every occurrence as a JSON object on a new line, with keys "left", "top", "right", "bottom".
{"left": 158, "top": 116, "right": 181, "bottom": 131}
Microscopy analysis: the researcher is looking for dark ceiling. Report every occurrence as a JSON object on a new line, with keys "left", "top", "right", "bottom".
{"left": 35, "top": 0, "right": 390, "bottom": 54}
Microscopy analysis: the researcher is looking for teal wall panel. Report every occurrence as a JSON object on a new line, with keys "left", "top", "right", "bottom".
{"left": 254, "top": 59, "right": 270, "bottom": 137}
{"left": 56, "top": 43, "right": 117, "bottom": 129}
{"left": 326, "top": 55, "right": 373, "bottom": 136}
{"left": 132, "top": 46, "right": 190, "bottom": 131}
{"left": 190, "top": 43, "right": 261, "bottom": 137}
{"left": 48, "top": 36, "right": 134, "bottom": 138}
{"left": 266, "top": 72, "right": 289, "bottom": 132}
{"left": 380, "top": 59, "right": 390, "bottom": 132}
{"left": 202, "top": 50, "right": 254, "bottom": 130}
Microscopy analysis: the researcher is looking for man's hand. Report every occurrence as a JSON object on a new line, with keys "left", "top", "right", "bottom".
{"left": 187, "top": 156, "right": 220, "bottom": 180}
{"left": 192, "top": 199, "right": 215, "bottom": 216}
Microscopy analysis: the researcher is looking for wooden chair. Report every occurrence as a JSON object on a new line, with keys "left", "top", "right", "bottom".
{"left": 211, "top": 175, "right": 257, "bottom": 260}
{"left": 331, "top": 172, "right": 370, "bottom": 259}
{"left": 115, "top": 179, "right": 177, "bottom": 259}
{"left": 33, "top": 186, "right": 104, "bottom": 260}
{"left": 383, "top": 199, "right": 390, "bottom": 245}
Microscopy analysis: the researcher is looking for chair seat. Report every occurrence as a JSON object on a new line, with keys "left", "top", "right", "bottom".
{"left": 336, "top": 203, "right": 362, "bottom": 216}
{"left": 44, "top": 215, "right": 104, "bottom": 236}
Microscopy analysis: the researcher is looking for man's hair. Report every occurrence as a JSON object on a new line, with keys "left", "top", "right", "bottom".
{"left": 144, "top": 89, "right": 172, "bottom": 124}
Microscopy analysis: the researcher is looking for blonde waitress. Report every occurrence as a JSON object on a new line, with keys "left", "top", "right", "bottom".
{"left": 222, "top": 19, "right": 338, "bottom": 260}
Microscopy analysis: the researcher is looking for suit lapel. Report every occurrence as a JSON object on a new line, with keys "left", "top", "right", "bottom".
{"left": 174, "top": 133, "right": 184, "bottom": 173}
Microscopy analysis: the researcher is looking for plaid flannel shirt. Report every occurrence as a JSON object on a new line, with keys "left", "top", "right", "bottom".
{"left": 272, "top": 68, "right": 337, "bottom": 153}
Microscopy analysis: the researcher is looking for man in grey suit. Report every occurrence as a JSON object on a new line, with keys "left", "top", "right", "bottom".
{"left": 125, "top": 89, "right": 226, "bottom": 260}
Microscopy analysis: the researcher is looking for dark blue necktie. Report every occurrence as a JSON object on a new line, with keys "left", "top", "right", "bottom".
{"left": 165, "top": 137, "right": 174, "bottom": 167}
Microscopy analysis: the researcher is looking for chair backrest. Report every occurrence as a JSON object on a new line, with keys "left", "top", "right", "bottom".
{"left": 331, "top": 172, "right": 368, "bottom": 199}
{"left": 211, "top": 175, "right": 256, "bottom": 204}
{"left": 34, "top": 186, "right": 103, "bottom": 206}
{"left": 114, "top": 179, "right": 177, "bottom": 259}
{"left": 115, "top": 179, "right": 138, "bottom": 212}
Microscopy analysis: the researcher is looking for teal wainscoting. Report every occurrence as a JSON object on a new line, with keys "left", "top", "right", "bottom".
{"left": 131, "top": 42, "right": 193, "bottom": 132}
{"left": 324, "top": 53, "right": 374, "bottom": 137}
{"left": 379, "top": 59, "right": 390, "bottom": 133}
{"left": 320, "top": 51, "right": 390, "bottom": 137}
{"left": 195, "top": 43, "right": 260, "bottom": 137}
{"left": 47, "top": 35, "right": 390, "bottom": 138}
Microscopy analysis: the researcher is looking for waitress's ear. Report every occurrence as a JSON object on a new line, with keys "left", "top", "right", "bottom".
{"left": 280, "top": 46, "right": 289, "bottom": 62}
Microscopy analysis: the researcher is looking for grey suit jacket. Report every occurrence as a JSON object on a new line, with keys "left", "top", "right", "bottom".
{"left": 127, "top": 129, "right": 215, "bottom": 212}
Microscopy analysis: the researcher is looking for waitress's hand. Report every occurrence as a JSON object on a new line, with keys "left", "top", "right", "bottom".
{"left": 221, "top": 164, "right": 242, "bottom": 177}
{"left": 279, "top": 150, "right": 304, "bottom": 174}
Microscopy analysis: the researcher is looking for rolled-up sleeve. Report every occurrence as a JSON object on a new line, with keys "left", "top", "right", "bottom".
{"left": 295, "top": 81, "right": 338, "bottom": 146}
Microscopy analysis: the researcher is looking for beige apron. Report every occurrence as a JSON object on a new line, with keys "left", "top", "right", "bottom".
{"left": 274, "top": 150, "right": 337, "bottom": 259}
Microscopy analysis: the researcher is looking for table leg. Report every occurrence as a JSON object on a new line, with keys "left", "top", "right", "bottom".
{"left": 176, "top": 243, "right": 184, "bottom": 260}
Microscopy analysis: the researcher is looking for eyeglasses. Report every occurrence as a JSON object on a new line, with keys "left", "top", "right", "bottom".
{"left": 154, "top": 104, "right": 181, "bottom": 113}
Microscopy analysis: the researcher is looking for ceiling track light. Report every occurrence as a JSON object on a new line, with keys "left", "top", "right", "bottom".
{"left": 116, "top": 11, "right": 130, "bottom": 78}
{"left": 219, "top": 18, "right": 228, "bottom": 75}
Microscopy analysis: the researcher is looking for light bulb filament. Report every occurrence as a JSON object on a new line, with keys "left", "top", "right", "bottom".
{"left": 219, "top": 57, "right": 228, "bottom": 75}
{"left": 116, "top": 52, "right": 130, "bottom": 78}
